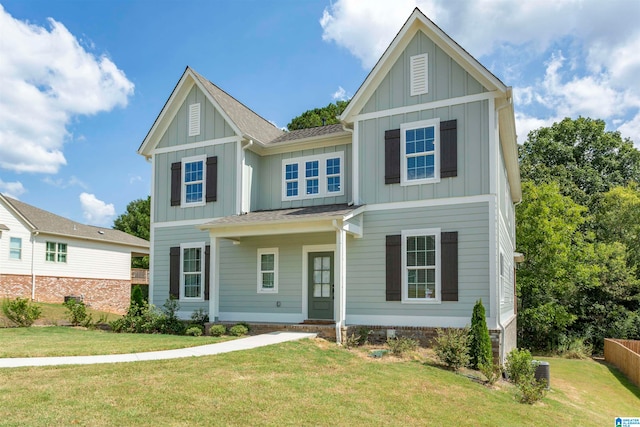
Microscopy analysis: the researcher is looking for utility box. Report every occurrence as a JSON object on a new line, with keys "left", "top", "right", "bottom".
{"left": 534, "top": 361, "right": 550, "bottom": 389}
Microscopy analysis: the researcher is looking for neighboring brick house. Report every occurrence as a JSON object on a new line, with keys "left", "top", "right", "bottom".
{"left": 0, "top": 194, "right": 149, "bottom": 314}
{"left": 138, "top": 8, "right": 521, "bottom": 361}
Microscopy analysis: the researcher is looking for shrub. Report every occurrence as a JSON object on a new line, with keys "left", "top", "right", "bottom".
{"left": 129, "top": 285, "right": 146, "bottom": 316}
{"left": 209, "top": 324, "right": 226, "bottom": 337}
{"left": 386, "top": 336, "right": 419, "bottom": 356}
{"left": 479, "top": 362, "right": 503, "bottom": 386}
{"left": 1, "top": 297, "right": 41, "bottom": 327}
{"left": 517, "top": 376, "right": 548, "bottom": 404}
{"left": 110, "top": 301, "right": 163, "bottom": 334}
{"left": 185, "top": 326, "right": 203, "bottom": 337}
{"left": 228, "top": 324, "right": 249, "bottom": 336}
{"left": 469, "top": 299, "right": 493, "bottom": 369}
{"left": 63, "top": 298, "right": 92, "bottom": 327}
{"left": 434, "top": 327, "right": 470, "bottom": 371}
{"left": 190, "top": 308, "right": 209, "bottom": 327}
{"left": 156, "top": 298, "right": 186, "bottom": 335}
{"left": 504, "top": 348, "right": 537, "bottom": 385}
{"left": 235, "top": 321, "right": 251, "bottom": 332}
{"left": 558, "top": 336, "right": 593, "bottom": 359}
{"left": 345, "top": 327, "right": 372, "bottom": 348}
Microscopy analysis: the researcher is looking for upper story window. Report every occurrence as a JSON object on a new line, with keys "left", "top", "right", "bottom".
{"left": 182, "top": 155, "right": 206, "bottom": 206}
{"left": 400, "top": 119, "right": 440, "bottom": 186}
{"left": 188, "top": 103, "right": 201, "bottom": 137}
{"left": 410, "top": 53, "right": 428, "bottom": 96}
{"left": 257, "top": 248, "right": 278, "bottom": 293}
{"left": 281, "top": 152, "right": 344, "bottom": 201}
{"left": 9, "top": 237, "right": 21, "bottom": 260}
{"left": 402, "top": 228, "right": 440, "bottom": 302}
{"left": 46, "top": 241, "right": 67, "bottom": 263}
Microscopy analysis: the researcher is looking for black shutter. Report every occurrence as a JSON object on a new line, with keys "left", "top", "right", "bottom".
{"left": 204, "top": 245, "right": 210, "bottom": 301}
{"left": 385, "top": 129, "right": 401, "bottom": 184}
{"left": 169, "top": 246, "right": 180, "bottom": 299}
{"left": 440, "top": 119, "right": 457, "bottom": 178}
{"left": 441, "top": 231, "right": 458, "bottom": 301}
{"left": 386, "top": 235, "right": 402, "bottom": 301}
{"left": 170, "top": 162, "right": 181, "bottom": 206}
{"left": 206, "top": 156, "right": 218, "bottom": 202}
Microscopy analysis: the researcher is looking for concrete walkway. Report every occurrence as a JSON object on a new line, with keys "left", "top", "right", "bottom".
{"left": 0, "top": 331, "right": 317, "bottom": 369}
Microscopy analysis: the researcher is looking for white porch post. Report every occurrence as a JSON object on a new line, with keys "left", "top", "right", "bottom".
{"left": 208, "top": 235, "right": 219, "bottom": 321}
{"left": 335, "top": 227, "right": 347, "bottom": 344}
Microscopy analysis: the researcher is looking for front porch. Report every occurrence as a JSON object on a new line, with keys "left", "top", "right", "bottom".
{"left": 206, "top": 321, "right": 339, "bottom": 341}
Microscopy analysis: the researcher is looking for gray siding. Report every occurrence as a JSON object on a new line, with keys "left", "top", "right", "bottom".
{"left": 361, "top": 31, "right": 487, "bottom": 114}
{"left": 244, "top": 149, "right": 261, "bottom": 212}
{"left": 157, "top": 85, "right": 235, "bottom": 149}
{"left": 152, "top": 225, "right": 210, "bottom": 312}
{"left": 346, "top": 202, "right": 490, "bottom": 318}
{"left": 359, "top": 100, "right": 490, "bottom": 204}
{"left": 256, "top": 144, "right": 352, "bottom": 210}
{"left": 219, "top": 233, "right": 334, "bottom": 314}
{"left": 154, "top": 143, "right": 237, "bottom": 223}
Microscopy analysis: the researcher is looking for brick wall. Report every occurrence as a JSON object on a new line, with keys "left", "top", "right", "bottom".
{"left": 0, "top": 274, "right": 130, "bottom": 314}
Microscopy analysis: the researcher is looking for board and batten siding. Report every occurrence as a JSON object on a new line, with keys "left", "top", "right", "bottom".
{"left": 218, "top": 233, "right": 334, "bottom": 316}
{"left": 358, "top": 100, "right": 490, "bottom": 204}
{"left": 361, "top": 31, "right": 487, "bottom": 115}
{"left": 345, "top": 202, "right": 490, "bottom": 320}
{"left": 256, "top": 144, "right": 352, "bottom": 211}
{"left": 154, "top": 143, "right": 237, "bottom": 223}
{"left": 499, "top": 212, "right": 515, "bottom": 318}
{"left": 152, "top": 225, "right": 211, "bottom": 311}
{"left": 156, "top": 85, "right": 235, "bottom": 149}
{"left": 244, "top": 149, "right": 261, "bottom": 213}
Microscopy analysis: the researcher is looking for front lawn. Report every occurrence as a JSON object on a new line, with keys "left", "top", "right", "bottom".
{"left": 0, "top": 339, "right": 637, "bottom": 426}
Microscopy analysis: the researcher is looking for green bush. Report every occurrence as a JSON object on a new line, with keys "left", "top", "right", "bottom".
{"left": 235, "top": 321, "right": 251, "bottom": 332}
{"left": 209, "top": 324, "right": 226, "bottom": 337}
{"left": 517, "top": 376, "right": 548, "bottom": 404}
{"left": 228, "top": 324, "right": 249, "bottom": 336}
{"left": 190, "top": 308, "right": 209, "bottom": 327}
{"left": 479, "top": 362, "right": 503, "bottom": 386}
{"left": 434, "top": 327, "right": 470, "bottom": 371}
{"left": 185, "top": 326, "right": 203, "bottom": 337}
{"left": 386, "top": 336, "right": 419, "bottom": 356}
{"left": 129, "top": 285, "right": 146, "bottom": 317}
{"left": 469, "top": 299, "right": 493, "bottom": 369}
{"left": 110, "top": 299, "right": 186, "bottom": 335}
{"left": 63, "top": 299, "right": 92, "bottom": 327}
{"left": 558, "top": 336, "right": 593, "bottom": 359}
{"left": 504, "top": 348, "right": 537, "bottom": 385}
{"left": 1, "top": 297, "right": 41, "bottom": 327}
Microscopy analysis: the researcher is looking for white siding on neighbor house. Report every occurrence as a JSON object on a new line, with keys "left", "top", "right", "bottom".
{"left": 345, "top": 201, "right": 491, "bottom": 323}
{"left": 32, "top": 236, "right": 132, "bottom": 281}
{"left": 0, "top": 205, "right": 33, "bottom": 276}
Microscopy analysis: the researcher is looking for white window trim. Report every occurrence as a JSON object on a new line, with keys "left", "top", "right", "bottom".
{"left": 401, "top": 228, "right": 441, "bottom": 304}
{"left": 45, "top": 241, "right": 67, "bottom": 263}
{"left": 188, "top": 103, "right": 201, "bottom": 137}
{"left": 181, "top": 154, "right": 207, "bottom": 207}
{"left": 180, "top": 241, "right": 205, "bottom": 301}
{"left": 400, "top": 118, "right": 440, "bottom": 186}
{"left": 257, "top": 248, "right": 279, "bottom": 294}
{"left": 410, "top": 53, "right": 428, "bottom": 96}
{"left": 281, "top": 152, "right": 345, "bottom": 201}
{"left": 9, "top": 237, "right": 22, "bottom": 260}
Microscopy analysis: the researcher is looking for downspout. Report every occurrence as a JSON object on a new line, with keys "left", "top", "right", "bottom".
{"left": 341, "top": 123, "right": 356, "bottom": 205}
{"left": 31, "top": 231, "right": 39, "bottom": 301}
{"left": 332, "top": 219, "right": 347, "bottom": 344}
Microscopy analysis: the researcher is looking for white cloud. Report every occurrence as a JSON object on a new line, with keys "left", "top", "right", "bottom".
{"left": 43, "top": 175, "right": 88, "bottom": 190}
{"left": 0, "top": 180, "right": 26, "bottom": 199}
{"left": 0, "top": 5, "right": 134, "bottom": 174}
{"left": 79, "top": 192, "right": 115, "bottom": 226}
{"left": 332, "top": 86, "right": 349, "bottom": 101}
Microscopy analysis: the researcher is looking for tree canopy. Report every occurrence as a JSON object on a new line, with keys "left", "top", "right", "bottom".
{"left": 287, "top": 100, "right": 349, "bottom": 131}
{"left": 113, "top": 196, "right": 150, "bottom": 269}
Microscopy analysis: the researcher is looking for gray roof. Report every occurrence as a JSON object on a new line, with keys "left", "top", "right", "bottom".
{"left": 190, "top": 68, "right": 285, "bottom": 144}
{"left": 1, "top": 195, "right": 149, "bottom": 251}
{"left": 204, "top": 203, "right": 358, "bottom": 227}
{"left": 269, "top": 124, "right": 349, "bottom": 144}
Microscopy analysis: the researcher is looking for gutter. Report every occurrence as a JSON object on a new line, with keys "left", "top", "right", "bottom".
{"left": 31, "top": 231, "right": 38, "bottom": 301}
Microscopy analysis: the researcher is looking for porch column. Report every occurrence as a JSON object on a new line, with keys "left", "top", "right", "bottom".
{"left": 335, "top": 227, "right": 347, "bottom": 344}
{"left": 208, "top": 235, "right": 219, "bottom": 321}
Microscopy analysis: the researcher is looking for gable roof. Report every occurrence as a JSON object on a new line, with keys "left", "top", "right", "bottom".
{"left": 138, "top": 67, "right": 284, "bottom": 156}
{"left": 270, "top": 123, "right": 348, "bottom": 144}
{"left": 0, "top": 194, "right": 149, "bottom": 252}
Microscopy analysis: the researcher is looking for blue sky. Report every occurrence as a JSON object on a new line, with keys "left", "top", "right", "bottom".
{"left": 1, "top": 0, "right": 639, "bottom": 226}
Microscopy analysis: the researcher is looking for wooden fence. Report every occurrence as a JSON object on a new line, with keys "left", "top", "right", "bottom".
{"left": 131, "top": 268, "right": 149, "bottom": 285}
{"left": 604, "top": 339, "right": 640, "bottom": 388}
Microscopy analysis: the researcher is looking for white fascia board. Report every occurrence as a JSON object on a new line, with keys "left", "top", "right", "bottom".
{"left": 0, "top": 195, "right": 36, "bottom": 231}
{"left": 152, "top": 136, "right": 240, "bottom": 155}
{"left": 248, "top": 133, "right": 352, "bottom": 156}
{"left": 497, "top": 98, "right": 522, "bottom": 203}
{"left": 201, "top": 218, "right": 342, "bottom": 238}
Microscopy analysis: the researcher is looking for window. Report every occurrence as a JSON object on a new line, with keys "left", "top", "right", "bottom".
{"left": 9, "top": 237, "right": 21, "bottom": 260}
{"left": 402, "top": 229, "right": 440, "bottom": 302}
{"left": 282, "top": 152, "right": 344, "bottom": 200}
{"left": 188, "top": 103, "right": 201, "bottom": 137}
{"left": 400, "top": 119, "right": 440, "bottom": 186}
{"left": 410, "top": 53, "right": 428, "bottom": 96}
{"left": 181, "top": 242, "right": 204, "bottom": 300}
{"left": 181, "top": 155, "right": 206, "bottom": 206}
{"left": 257, "top": 248, "right": 278, "bottom": 293}
{"left": 46, "top": 242, "right": 67, "bottom": 263}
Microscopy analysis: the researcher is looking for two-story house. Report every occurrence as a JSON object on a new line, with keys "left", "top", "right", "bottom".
{"left": 138, "top": 8, "right": 521, "bottom": 361}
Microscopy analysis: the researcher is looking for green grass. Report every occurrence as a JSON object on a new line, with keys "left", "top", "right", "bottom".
{"left": 0, "top": 302, "right": 121, "bottom": 326}
{"left": 0, "top": 340, "right": 637, "bottom": 426}
{"left": 0, "top": 327, "right": 230, "bottom": 357}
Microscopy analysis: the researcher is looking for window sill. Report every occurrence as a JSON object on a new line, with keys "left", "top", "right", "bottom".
{"left": 400, "top": 177, "right": 441, "bottom": 187}
{"left": 281, "top": 191, "right": 344, "bottom": 202}
{"left": 257, "top": 289, "right": 278, "bottom": 294}
{"left": 401, "top": 299, "right": 441, "bottom": 304}
{"left": 180, "top": 201, "right": 206, "bottom": 208}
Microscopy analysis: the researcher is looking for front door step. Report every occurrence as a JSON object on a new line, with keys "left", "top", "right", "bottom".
{"left": 301, "top": 319, "right": 335, "bottom": 325}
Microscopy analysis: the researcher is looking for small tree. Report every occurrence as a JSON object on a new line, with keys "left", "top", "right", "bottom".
{"left": 129, "top": 285, "right": 146, "bottom": 316}
{"left": 469, "top": 299, "right": 493, "bottom": 369}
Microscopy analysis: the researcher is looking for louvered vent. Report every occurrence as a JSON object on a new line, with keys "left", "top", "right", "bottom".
{"left": 410, "top": 53, "right": 428, "bottom": 96}
{"left": 188, "top": 103, "right": 201, "bottom": 137}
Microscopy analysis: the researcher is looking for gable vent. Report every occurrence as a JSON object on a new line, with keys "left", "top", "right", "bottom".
{"left": 188, "top": 103, "right": 201, "bottom": 137}
{"left": 410, "top": 53, "right": 428, "bottom": 96}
